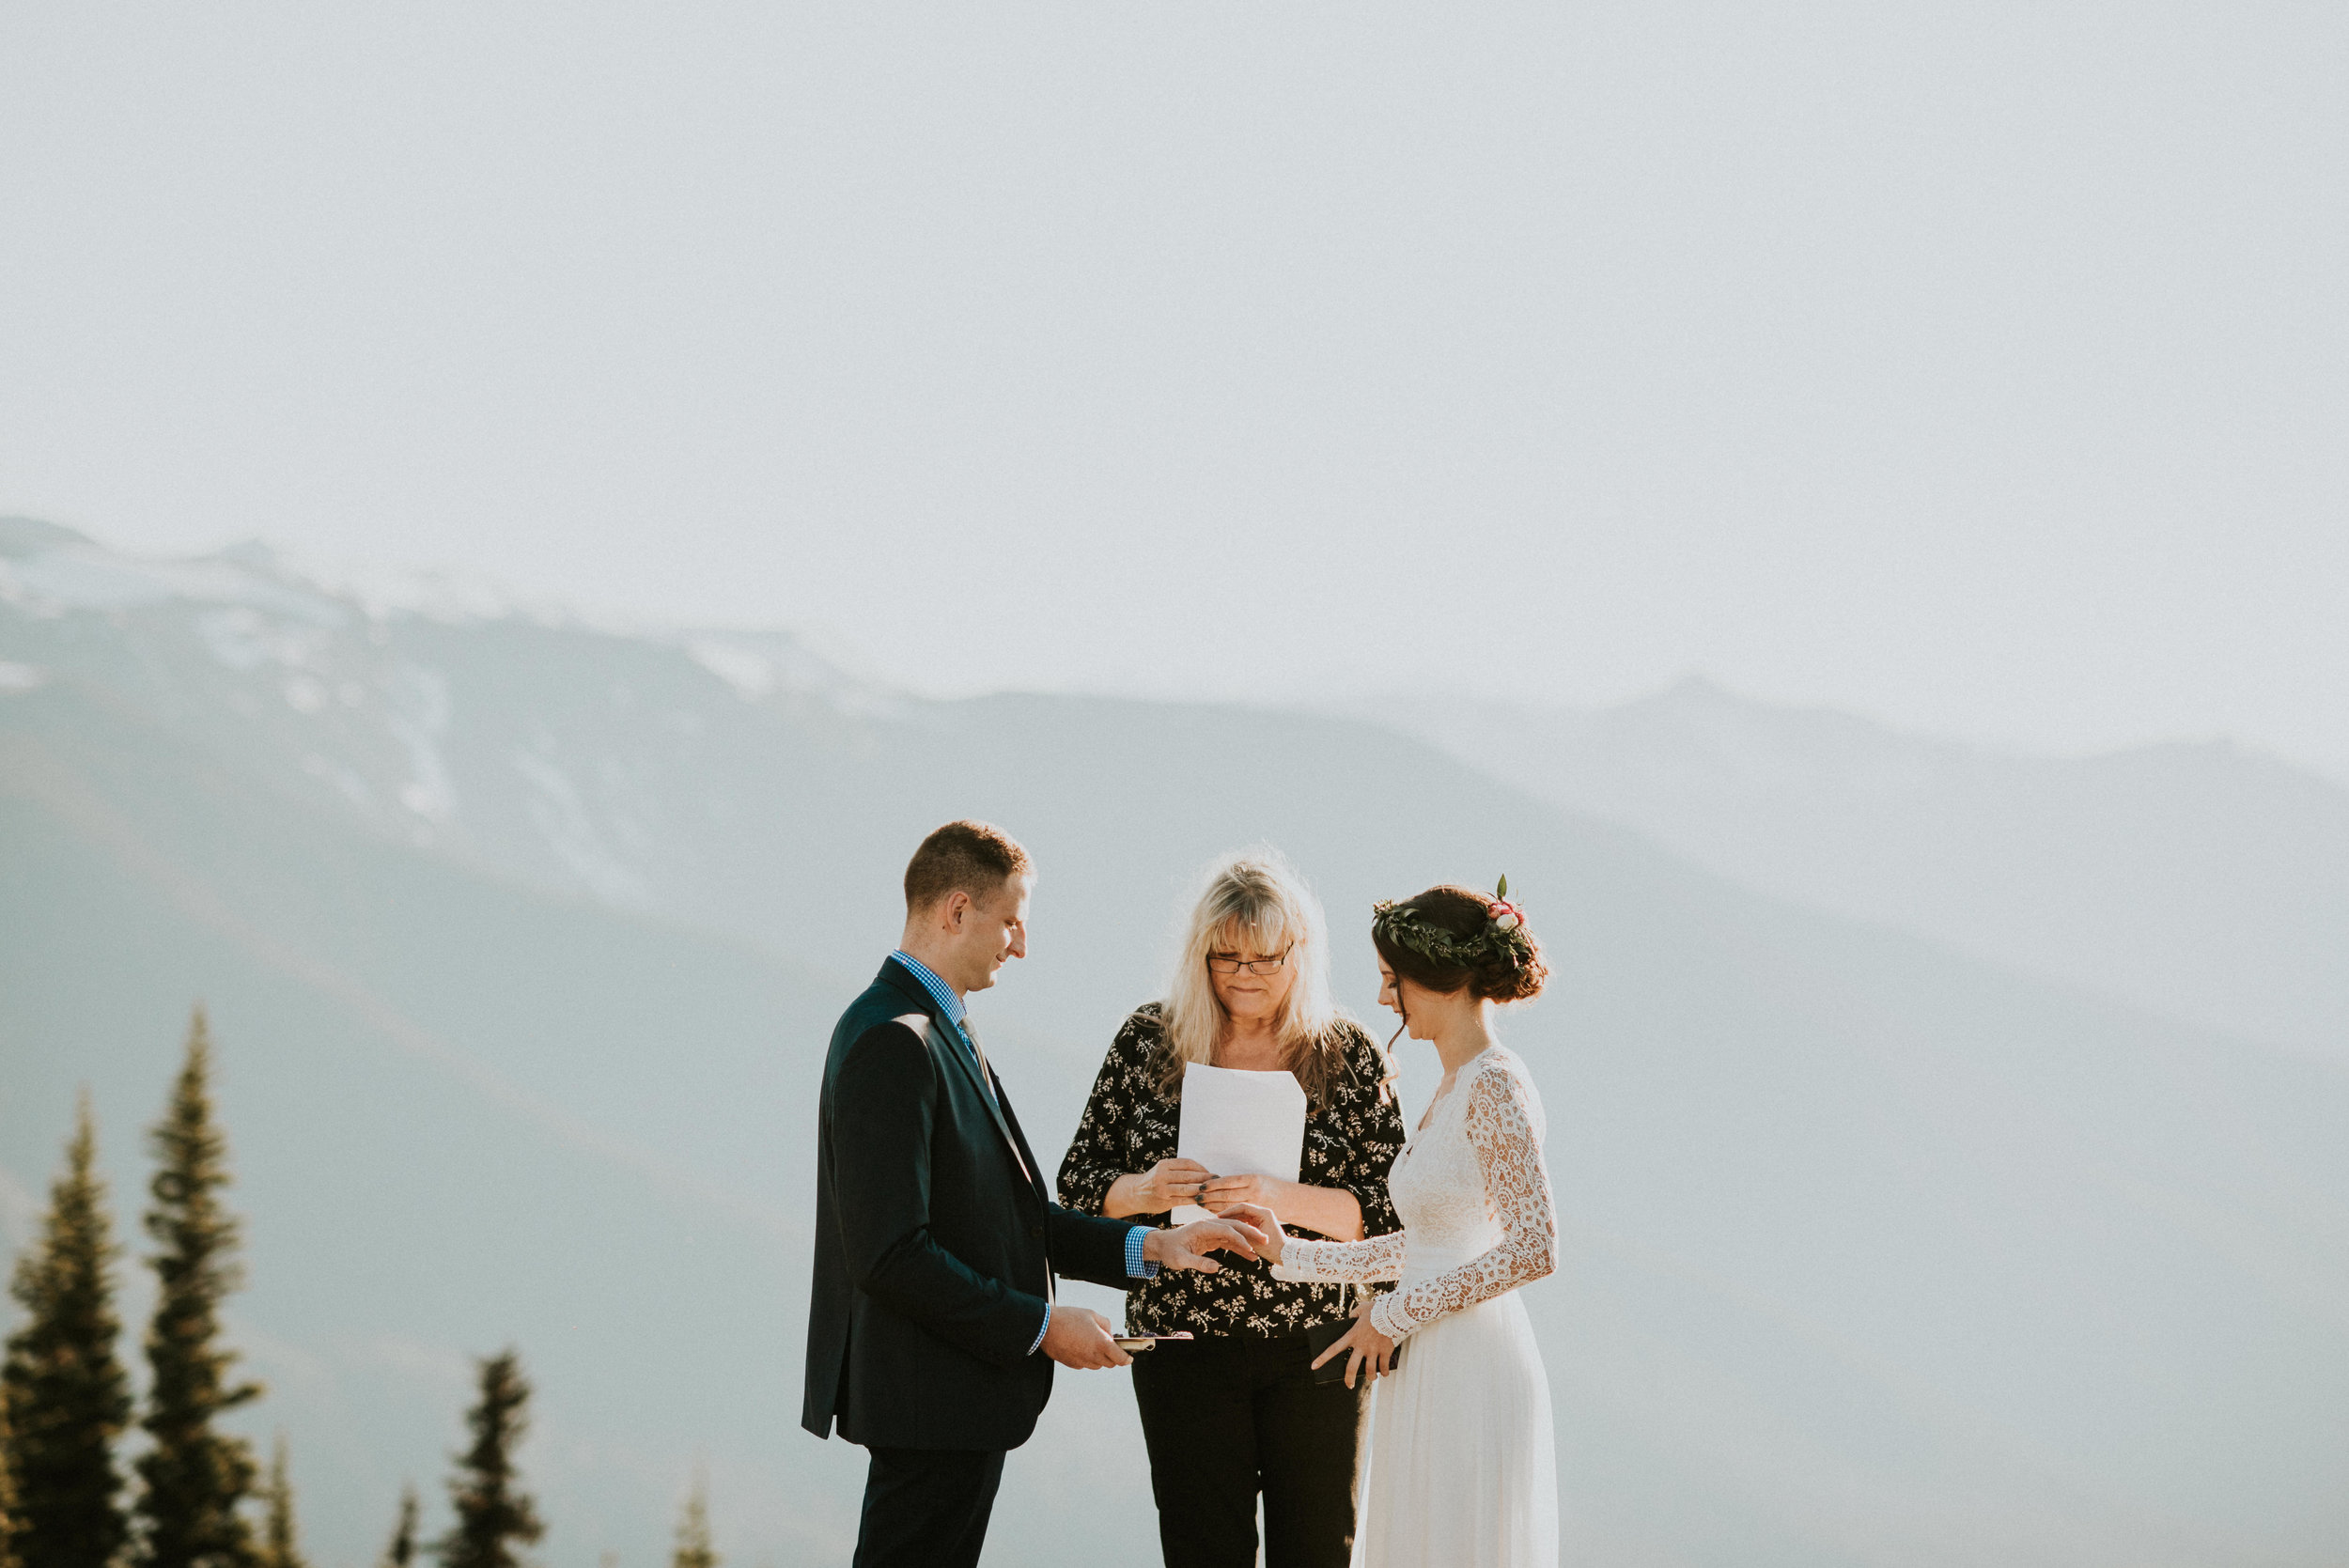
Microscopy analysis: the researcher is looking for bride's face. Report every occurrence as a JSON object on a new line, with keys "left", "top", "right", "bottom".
{"left": 1376, "top": 960, "right": 1435, "bottom": 1041}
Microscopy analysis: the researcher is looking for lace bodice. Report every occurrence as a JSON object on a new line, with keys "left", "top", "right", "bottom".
{"left": 1272, "top": 1046, "right": 1556, "bottom": 1341}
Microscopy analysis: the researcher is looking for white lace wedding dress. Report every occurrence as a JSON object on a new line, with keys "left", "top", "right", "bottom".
{"left": 1272, "top": 1044, "right": 1559, "bottom": 1567}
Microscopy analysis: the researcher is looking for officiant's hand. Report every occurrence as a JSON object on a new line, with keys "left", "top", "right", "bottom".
{"left": 1041, "top": 1307, "right": 1131, "bottom": 1370}
{"left": 1144, "top": 1216, "right": 1269, "bottom": 1274}
{"left": 1113, "top": 1157, "right": 1213, "bottom": 1216}
{"left": 1309, "top": 1296, "right": 1397, "bottom": 1389}
{"left": 1197, "top": 1172, "right": 1286, "bottom": 1217}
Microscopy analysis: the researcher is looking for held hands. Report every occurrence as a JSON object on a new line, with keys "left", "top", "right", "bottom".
{"left": 1214, "top": 1202, "right": 1286, "bottom": 1265}
{"left": 1217, "top": 1202, "right": 1396, "bottom": 1385}
{"left": 1143, "top": 1215, "right": 1271, "bottom": 1274}
{"left": 1041, "top": 1307, "right": 1130, "bottom": 1370}
{"left": 1310, "top": 1296, "right": 1399, "bottom": 1389}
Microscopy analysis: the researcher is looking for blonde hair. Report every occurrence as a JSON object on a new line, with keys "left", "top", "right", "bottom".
{"left": 1154, "top": 850, "right": 1359, "bottom": 1107}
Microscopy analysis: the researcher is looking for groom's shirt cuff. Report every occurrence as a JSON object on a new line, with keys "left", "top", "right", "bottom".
{"left": 1126, "top": 1225, "right": 1159, "bottom": 1280}
{"left": 1028, "top": 1228, "right": 1159, "bottom": 1356}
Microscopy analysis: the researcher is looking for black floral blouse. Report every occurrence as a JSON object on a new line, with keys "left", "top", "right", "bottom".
{"left": 1057, "top": 1003, "right": 1408, "bottom": 1339}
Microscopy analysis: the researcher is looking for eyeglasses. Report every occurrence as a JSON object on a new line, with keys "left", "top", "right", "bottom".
{"left": 1206, "top": 947, "right": 1293, "bottom": 976}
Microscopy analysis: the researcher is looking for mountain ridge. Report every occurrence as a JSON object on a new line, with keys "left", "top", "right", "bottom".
{"left": 1372, "top": 676, "right": 2349, "bottom": 1063}
{"left": 6, "top": 523, "right": 2347, "bottom": 1566}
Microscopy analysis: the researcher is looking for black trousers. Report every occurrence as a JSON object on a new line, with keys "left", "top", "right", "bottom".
{"left": 1129, "top": 1333, "right": 1366, "bottom": 1568}
{"left": 852, "top": 1446, "right": 1005, "bottom": 1568}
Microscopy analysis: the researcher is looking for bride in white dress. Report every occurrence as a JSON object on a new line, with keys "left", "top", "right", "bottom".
{"left": 1229, "top": 880, "right": 1560, "bottom": 1568}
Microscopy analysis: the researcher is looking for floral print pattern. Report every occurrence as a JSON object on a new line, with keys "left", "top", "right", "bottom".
{"left": 1057, "top": 1003, "right": 1407, "bottom": 1338}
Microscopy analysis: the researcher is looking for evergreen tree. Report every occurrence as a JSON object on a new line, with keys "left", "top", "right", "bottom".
{"left": 668, "top": 1476, "right": 714, "bottom": 1568}
{"left": 432, "top": 1353, "right": 541, "bottom": 1568}
{"left": 255, "top": 1437, "right": 302, "bottom": 1568}
{"left": 3, "top": 1095, "right": 132, "bottom": 1568}
{"left": 1, "top": 1376, "right": 20, "bottom": 1568}
{"left": 379, "top": 1486, "right": 419, "bottom": 1568}
{"left": 134, "top": 1008, "right": 261, "bottom": 1568}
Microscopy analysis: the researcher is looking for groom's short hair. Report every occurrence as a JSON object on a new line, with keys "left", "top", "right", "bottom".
{"left": 904, "top": 820, "right": 1032, "bottom": 911}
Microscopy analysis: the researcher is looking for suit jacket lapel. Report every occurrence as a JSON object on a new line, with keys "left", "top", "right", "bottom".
{"left": 930, "top": 1016, "right": 1042, "bottom": 1201}
{"left": 879, "top": 958, "right": 1041, "bottom": 1204}
{"left": 993, "top": 1091, "right": 1052, "bottom": 1208}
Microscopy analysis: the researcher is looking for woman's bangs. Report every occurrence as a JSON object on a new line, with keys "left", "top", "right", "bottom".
{"left": 1212, "top": 904, "right": 1300, "bottom": 960}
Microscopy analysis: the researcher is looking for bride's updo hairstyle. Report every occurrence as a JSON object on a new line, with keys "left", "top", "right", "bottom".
{"left": 1371, "top": 881, "right": 1549, "bottom": 1003}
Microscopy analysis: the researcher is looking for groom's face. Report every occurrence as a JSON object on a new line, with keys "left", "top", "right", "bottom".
{"left": 943, "top": 871, "right": 1034, "bottom": 994}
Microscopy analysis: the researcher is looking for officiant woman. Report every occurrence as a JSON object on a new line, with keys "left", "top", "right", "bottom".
{"left": 1058, "top": 852, "right": 1407, "bottom": 1568}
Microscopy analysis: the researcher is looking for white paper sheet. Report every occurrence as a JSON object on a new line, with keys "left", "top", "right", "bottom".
{"left": 1171, "top": 1063, "right": 1309, "bottom": 1226}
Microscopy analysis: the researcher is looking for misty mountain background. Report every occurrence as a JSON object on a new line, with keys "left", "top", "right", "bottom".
{"left": 4, "top": 518, "right": 2345, "bottom": 1567}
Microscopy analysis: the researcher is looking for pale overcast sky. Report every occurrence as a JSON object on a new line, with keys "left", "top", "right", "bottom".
{"left": 3, "top": 6, "right": 2343, "bottom": 773}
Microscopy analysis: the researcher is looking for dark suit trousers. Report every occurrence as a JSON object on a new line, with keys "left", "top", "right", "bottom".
{"left": 854, "top": 1447, "right": 1006, "bottom": 1568}
{"left": 1130, "top": 1334, "right": 1365, "bottom": 1568}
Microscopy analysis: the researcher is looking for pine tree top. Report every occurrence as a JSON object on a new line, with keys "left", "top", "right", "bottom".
{"left": 3, "top": 1092, "right": 132, "bottom": 1568}
{"left": 381, "top": 1485, "right": 420, "bottom": 1568}
{"left": 135, "top": 1007, "right": 262, "bottom": 1568}
{"left": 146, "top": 1006, "right": 244, "bottom": 1295}
{"left": 258, "top": 1435, "right": 304, "bottom": 1568}
{"left": 669, "top": 1478, "right": 717, "bottom": 1568}
{"left": 434, "top": 1351, "right": 543, "bottom": 1568}
{"left": 8, "top": 1095, "right": 127, "bottom": 1368}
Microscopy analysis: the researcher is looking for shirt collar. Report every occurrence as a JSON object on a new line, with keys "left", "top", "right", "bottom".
{"left": 888, "top": 950, "right": 968, "bottom": 1029}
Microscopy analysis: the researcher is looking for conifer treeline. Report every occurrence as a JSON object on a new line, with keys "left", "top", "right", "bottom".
{"left": 4, "top": 1009, "right": 711, "bottom": 1568}
{"left": 0, "top": 1327, "right": 23, "bottom": 1568}
{"left": 3, "top": 1097, "right": 132, "bottom": 1568}
{"left": 138, "top": 1013, "right": 263, "bottom": 1568}
{"left": 3, "top": 1010, "right": 272, "bottom": 1568}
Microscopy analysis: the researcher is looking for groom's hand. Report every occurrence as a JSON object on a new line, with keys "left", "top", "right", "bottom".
{"left": 1144, "top": 1216, "right": 1269, "bottom": 1274}
{"left": 1041, "top": 1307, "right": 1131, "bottom": 1370}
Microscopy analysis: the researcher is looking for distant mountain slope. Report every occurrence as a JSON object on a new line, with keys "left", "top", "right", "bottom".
{"left": 6, "top": 527, "right": 2347, "bottom": 1567}
{"left": 0, "top": 683, "right": 882, "bottom": 1566}
{"left": 1377, "top": 677, "right": 2349, "bottom": 1063}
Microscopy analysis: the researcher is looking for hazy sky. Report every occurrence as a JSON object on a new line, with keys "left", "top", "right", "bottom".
{"left": 4, "top": 5, "right": 2344, "bottom": 773}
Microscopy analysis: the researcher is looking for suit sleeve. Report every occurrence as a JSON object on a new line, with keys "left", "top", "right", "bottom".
{"left": 1044, "top": 1203, "right": 1141, "bottom": 1291}
{"left": 830, "top": 1020, "right": 1049, "bottom": 1368}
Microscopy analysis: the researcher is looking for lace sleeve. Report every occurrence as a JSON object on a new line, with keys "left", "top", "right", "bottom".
{"left": 1270, "top": 1230, "right": 1408, "bottom": 1284}
{"left": 1367, "top": 1062, "right": 1556, "bottom": 1342}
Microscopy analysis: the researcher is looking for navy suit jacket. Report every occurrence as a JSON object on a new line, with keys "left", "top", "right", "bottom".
{"left": 801, "top": 957, "right": 1134, "bottom": 1451}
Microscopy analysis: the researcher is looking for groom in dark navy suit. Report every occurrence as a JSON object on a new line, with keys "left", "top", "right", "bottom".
{"left": 803, "top": 820, "right": 1266, "bottom": 1568}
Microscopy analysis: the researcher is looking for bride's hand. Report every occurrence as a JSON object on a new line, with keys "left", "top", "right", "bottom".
{"left": 1216, "top": 1203, "right": 1285, "bottom": 1265}
{"left": 1308, "top": 1296, "right": 1397, "bottom": 1389}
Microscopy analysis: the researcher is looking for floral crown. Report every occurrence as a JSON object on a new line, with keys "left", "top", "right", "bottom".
{"left": 1371, "top": 875, "right": 1533, "bottom": 971}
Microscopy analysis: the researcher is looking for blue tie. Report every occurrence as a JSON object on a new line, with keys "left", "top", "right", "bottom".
{"left": 956, "top": 1019, "right": 999, "bottom": 1106}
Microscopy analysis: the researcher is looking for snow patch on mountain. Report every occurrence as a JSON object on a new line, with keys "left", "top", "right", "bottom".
{"left": 196, "top": 605, "right": 343, "bottom": 672}
{"left": 508, "top": 745, "right": 651, "bottom": 907}
{"left": 302, "top": 752, "right": 378, "bottom": 810}
{"left": 682, "top": 629, "right": 901, "bottom": 714}
{"left": 687, "top": 638, "right": 780, "bottom": 701}
{"left": 382, "top": 665, "right": 458, "bottom": 827}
